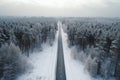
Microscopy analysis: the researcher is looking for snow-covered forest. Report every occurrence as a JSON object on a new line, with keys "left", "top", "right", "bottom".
{"left": 0, "top": 17, "right": 120, "bottom": 80}
{"left": 0, "top": 17, "right": 57, "bottom": 80}
{"left": 61, "top": 17, "right": 120, "bottom": 80}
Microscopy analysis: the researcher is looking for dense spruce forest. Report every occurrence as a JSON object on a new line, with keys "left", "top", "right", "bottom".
{"left": 62, "top": 18, "right": 120, "bottom": 80}
{"left": 0, "top": 17, "right": 57, "bottom": 80}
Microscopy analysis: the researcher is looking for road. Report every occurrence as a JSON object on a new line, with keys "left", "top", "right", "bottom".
{"left": 56, "top": 22, "right": 66, "bottom": 80}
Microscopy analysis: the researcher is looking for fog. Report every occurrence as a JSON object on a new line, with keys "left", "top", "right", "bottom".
{"left": 0, "top": 0, "right": 120, "bottom": 17}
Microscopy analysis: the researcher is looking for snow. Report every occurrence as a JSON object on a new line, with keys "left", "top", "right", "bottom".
{"left": 61, "top": 24, "right": 92, "bottom": 80}
{"left": 61, "top": 22, "right": 116, "bottom": 80}
{"left": 17, "top": 30, "right": 58, "bottom": 80}
{"left": 17, "top": 21, "right": 115, "bottom": 80}
{"left": 94, "top": 77, "right": 116, "bottom": 80}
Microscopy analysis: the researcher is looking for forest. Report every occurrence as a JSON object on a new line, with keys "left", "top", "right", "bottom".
{"left": 61, "top": 17, "right": 120, "bottom": 80}
{"left": 0, "top": 17, "right": 120, "bottom": 80}
{"left": 0, "top": 17, "right": 57, "bottom": 80}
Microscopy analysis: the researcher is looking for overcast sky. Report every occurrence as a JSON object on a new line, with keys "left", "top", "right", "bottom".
{"left": 0, "top": 0, "right": 120, "bottom": 17}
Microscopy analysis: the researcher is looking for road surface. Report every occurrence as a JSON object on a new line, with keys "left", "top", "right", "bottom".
{"left": 56, "top": 22, "right": 66, "bottom": 80}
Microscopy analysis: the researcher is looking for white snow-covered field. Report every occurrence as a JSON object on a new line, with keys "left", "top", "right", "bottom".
{"left": 17, "top": 30, "right": 58, "bottom": 80}
{"left": 61, "top": 25, "right": 92, "bottom": 80}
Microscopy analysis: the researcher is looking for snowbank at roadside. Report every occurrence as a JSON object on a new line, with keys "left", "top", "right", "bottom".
{"left": 17, "top": 30, "right": 58, "bottom": 80}
{"left": 61, "top": 24, "right": 92, "bottom": 80}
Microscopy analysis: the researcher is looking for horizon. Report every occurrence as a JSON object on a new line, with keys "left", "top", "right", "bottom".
{"left": 0, "top": 16, "right": 120, "bottom": 18}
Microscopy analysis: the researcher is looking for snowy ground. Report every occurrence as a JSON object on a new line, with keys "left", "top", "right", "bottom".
{"left": 61, "top": 24, "right": 116, "bottom": 80}
{"left": 17, "top": 31, "right": 58, "bottom": 80}
{"left": 17, "top": 22, "right": 93, "bottom": 80}
{"left": 17, "top": 22, "right": 115, "bottom": 80}
{"left": 61, "top": 25, "right": 92, "bottom": 80}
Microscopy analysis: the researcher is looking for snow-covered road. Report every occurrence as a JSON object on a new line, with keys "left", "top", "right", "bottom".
{"left": 56, "top": 22, "right": 66, "bottom": 80}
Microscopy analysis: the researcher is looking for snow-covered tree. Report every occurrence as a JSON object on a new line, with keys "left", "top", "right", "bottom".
{"left": 0, "top": 43, "right": 28, "bottom": 80}
{"left": 62, "top": 17, "right": 120, "bottom": 79}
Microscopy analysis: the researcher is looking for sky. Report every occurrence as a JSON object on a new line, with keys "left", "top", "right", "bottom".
{"left": 0, "top": 0, "right": 120, "bottom": 17}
